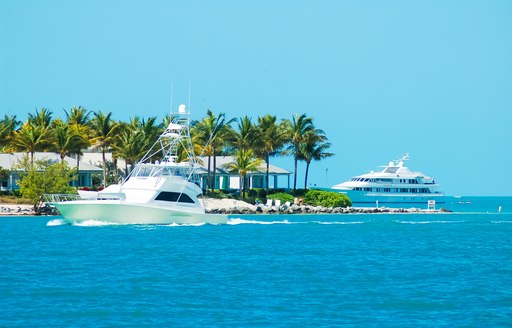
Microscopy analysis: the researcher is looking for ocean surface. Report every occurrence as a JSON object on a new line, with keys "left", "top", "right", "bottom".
{"left": 1, "top": 197, "right": 511, "bottom": 327}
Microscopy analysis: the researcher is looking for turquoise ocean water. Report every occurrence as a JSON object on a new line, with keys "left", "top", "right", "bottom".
{"left": 1, "top": 196, "right": 511, "bottom": 326}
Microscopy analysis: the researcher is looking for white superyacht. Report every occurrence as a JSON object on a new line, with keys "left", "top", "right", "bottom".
{"left": 46, "top": 104, "right": 227, "bottom": 225}
{"left": 331, "top": 154, "right": 445, "bottom": 207}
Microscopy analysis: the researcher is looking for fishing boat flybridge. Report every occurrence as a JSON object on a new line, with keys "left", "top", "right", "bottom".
{"left": 330, "top": 154, "right": 445, "bottom": 207}
{"left": 46, "top": 104, "right": 227, "bottom": 225}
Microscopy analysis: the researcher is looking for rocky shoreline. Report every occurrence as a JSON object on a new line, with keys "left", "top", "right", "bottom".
{"left": 206, "top": 205, "right": 451, "bottom": 215}
{"left": 204, "top": 199, "right": 451, "bottom": 215}
{"left": 0, "top": 204, "right": 36, "bottom": 215}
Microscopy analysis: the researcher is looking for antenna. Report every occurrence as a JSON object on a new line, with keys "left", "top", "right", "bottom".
{"left": 188, "top": 82, "right": 192, "bottom": 115}
{"left": 170, "top": 82, "right": 174, "bottom": 114}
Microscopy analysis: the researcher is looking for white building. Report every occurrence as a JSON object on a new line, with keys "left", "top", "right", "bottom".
{"left": 196, "top": 156, "right": 292, "bottom": 191}
{"left": 0, "top": 152, "right": 103, "bottom": 191}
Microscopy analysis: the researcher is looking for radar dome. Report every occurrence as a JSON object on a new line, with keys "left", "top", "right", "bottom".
{"left": 178, "top": 104, "right": 187, "bottom": 114}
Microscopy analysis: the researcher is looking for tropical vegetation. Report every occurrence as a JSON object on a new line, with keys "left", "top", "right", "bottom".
{"left": 303, "top": 189, "right": 352, "bottom": 208}
{"left": 0, "top": 106, "right": 334, "bottom": 202}
{"left": 14, "top": 156, "right": 76, "bottom": 207}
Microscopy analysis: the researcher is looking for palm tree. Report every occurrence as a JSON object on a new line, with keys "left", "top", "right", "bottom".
{"left": 255, "top": 114, "right": 287, "bottom": 191}
{"left": 231, "top": 116, "right": 256, "bottom": 152}
{"left": 225, "top": 148, "right": 262, "bottom": 198}
{"left": 299, "top": 131, "right": 333, "bottom": 189}
{"left": 64, "top": 107, "right": 92, "bottom": 185}
{"left": 9, "top": 121, "right": 54, "bottom": 167}
{"left": 65, "top": 106, "right": 91, "bottom": 126}
{"left": 192, "top": 110, "right": 234, "bottom": 192}
{"left": 112, "top": 117, "right": 159, "bottom": 175}
{"left": 28, "top": 108, "right": 53, "bottom": 129}
{"left": 140, "top": 116, "right": 162, "bottom": 151}
{"left": 210, "top": 113, "right": 234, "bottom": 192}
{"left": 51, "top": 119, "right": 83, "bottom": 162}
{"left": 0, "top": 115, "right": 20, "bottom": 149}
{"left": 283, "top": 113, "right": 315, "bottom": 190}
{"left": 90, "top": 111, "right": 119, "bottom": 187}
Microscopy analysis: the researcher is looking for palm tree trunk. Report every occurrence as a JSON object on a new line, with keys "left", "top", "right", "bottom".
{"left": 206, "top": 156, "right": 211, "bottom": 194}
{"left": 293, "top": 156, "right": 298, "bottom": 190}
{"left": 241, "top": 174, "right": 245, "bottom": 198}
{"left": 76, "top": 155, "right": 80, "bottom": 187}
{"left": 265, "top": 151, "right": 270, "bottom": 191}
{"left": 102, "top": 148, "right": 107, "bottom": 187}
{"left": 212, "top": 152, "right": 217, "bottom": 192}
{"left": 304, "top": 161, "right": 310, "bottom": 189}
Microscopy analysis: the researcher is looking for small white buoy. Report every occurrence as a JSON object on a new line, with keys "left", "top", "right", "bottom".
{"left": 498, "top": 206, "right": 502, "bottom": 213}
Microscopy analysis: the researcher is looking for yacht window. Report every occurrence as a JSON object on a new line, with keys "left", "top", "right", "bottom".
{"left": 384, "top": 167, "right": 398, "bottom": 173}
{"left": 136, "top": 166, "right": 154, "bottom": 177}
{"left": 155, "top": 191, "right": 195, "bottom": 203}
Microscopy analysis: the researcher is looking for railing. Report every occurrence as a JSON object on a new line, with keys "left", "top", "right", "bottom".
{"left": 42, "top": 194, "right": 82, "bottom": 203}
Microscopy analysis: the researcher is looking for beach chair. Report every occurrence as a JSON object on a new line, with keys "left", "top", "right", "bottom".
{"left": 265, "top": 199, "right": 273, "bottom": 207}
{"left": 274, "top": 199, "right": 281, "bottom": 210}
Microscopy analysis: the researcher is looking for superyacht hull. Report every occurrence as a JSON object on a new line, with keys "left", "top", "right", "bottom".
{"left": 52, "top": 201, "right": 227, "bottom": 225}
{"left": 335, "top": 190, "right": 445, "bottom": 207}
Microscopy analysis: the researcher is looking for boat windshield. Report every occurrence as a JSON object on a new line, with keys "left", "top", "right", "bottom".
{"left": 383, "top": 167, "right": 398, "bottom": 173}
{"left": 131, "top": 165, "right": 192, "bottom": 179}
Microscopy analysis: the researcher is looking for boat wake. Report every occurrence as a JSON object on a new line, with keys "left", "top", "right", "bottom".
{"left": 227, "top": 218, "right": 292, "bottom": 225}
{"left": 393, "top": 220, "right": 465, "bottom": 225}
{"left": 314, "top": 221, "right": 365, "bottom": 225}
{"left": 227, "top": 218, "right": 366, "bottom": 225}
{"left": 166, "top": 222, "right": 206, "bottom": 227}
{"left": 73, "top": 220, "right": 121, "bottom": 227}
{"left": 46, "top": 219, "right": 67, "bottom": 226}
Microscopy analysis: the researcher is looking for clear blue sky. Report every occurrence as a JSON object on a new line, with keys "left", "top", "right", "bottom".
{"left": 1, "top": 0, "right": 511, "bottom": 196}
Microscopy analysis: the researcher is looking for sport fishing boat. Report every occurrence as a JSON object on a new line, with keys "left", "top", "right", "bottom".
{"left": 45, "top": 104, "right": 227, "bottom": 225}
{"left": 330, "top": 154, "right": 445, "bottom": 207}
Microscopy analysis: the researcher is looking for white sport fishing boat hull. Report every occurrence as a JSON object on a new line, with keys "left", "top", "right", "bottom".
{"left": 53, "top": 201, "right": 227, "bottom": 225}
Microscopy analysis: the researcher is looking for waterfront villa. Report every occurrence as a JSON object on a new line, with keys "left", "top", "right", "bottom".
{"left": 79, "top": 150, "right": 292, "bottom": 192}
{"left": 1, "top": 152, "right": 291, "bottom": 193}
{"left": 195, "top": 156, "right": 292, "bottom": 191}
{"left": 0, "top": 152, "right": 103, "bottom": 191}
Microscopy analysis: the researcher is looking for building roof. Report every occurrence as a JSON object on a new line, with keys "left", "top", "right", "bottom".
{"left": 196, "top": 156, "right": 291, "bottom": 175}
{"left": 0, "top": 152, "right": 103, "bottom": 172}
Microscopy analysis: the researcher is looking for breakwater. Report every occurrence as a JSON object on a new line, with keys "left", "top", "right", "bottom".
{"left": 206, "top": 203, "right": 451, "bottom": 215}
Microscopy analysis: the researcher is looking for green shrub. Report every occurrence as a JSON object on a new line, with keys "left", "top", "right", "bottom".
{"left": 17, "top": 161, "right": 76, "bottom": 206}
{"left": 208, "top": 190, "right": 232, "bottom": 199}
{"left": 290, "top": 189, "right": 307, "bottom": 197}
{"left": 303, "top": 190, "right": 351, "bottom": 208}
{"left": 254, "top": 188, "right": 267, "bottom": 199}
